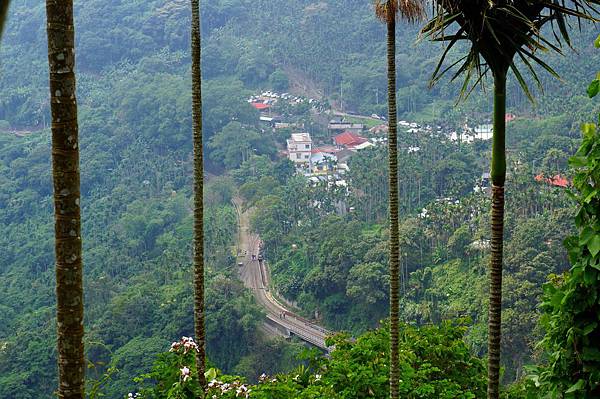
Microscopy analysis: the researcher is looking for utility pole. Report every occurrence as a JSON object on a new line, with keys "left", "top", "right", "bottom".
{"left": 340, "top": 79, "right": 344, "bottom": 113}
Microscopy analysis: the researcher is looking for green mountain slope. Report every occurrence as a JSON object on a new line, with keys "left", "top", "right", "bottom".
{"left": 0, "top": 1, "right": 598, "bottom": 397}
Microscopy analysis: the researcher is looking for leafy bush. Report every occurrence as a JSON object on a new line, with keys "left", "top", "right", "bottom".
{"left": 525, "top": 35, "right": 600, "bottom": 398}
{"left": 129, "top": 321, "right": 486, "bottom": 398}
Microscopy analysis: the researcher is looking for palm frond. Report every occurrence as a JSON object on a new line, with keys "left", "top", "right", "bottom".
{"left": 423, "top": 0, "right": 600, "bottom": 100}
{"left": 374, "top": 0, "right": 426, "bottom": 23}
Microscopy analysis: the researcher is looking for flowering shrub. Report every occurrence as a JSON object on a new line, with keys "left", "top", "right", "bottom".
{"left": 170, "top": 336, "right": 200, "bottom": 355}
{"left": 206, "top": 378, "right": 251, "bottom": 398}
{"left": 129, "top": 321, "right": 486, "bottom": 399}
{"left": 129, "top": 336, "right": 204, "bottom": 399}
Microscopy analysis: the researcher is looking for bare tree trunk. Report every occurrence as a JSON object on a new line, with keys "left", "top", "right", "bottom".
{"left": 0, "top": 0, "right": 10, "bottom": 40}
{"left": 45, "top": 0, "right": 85, "bottom": 397}
{"left": 386, "top": 15, "right": 400, "bottom": 399}
{"left": 487, "top": 69, "right": 507, "bottom": 399}
{"left": 190, "top": 0, "right": 207, "bottom": 388}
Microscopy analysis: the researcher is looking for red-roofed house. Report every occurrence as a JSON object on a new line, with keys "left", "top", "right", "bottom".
{"left": 334, "top": 131, "right": 367, "bottom": 149}
{"left": 548, "top": 175, "right": 569, "bottom": 188}
{"left": 535, "top": 173, "right": 569, "bottom": 188}
{"left": 251, "top": 102, "right": 270, "bottom": 111}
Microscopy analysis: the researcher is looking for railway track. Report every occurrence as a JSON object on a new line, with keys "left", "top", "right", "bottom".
{"left": 233, "top": 198, "right": 331, "bottom": 351}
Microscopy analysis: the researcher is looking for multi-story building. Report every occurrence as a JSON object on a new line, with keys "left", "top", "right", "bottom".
{"left": 287, "top": 133, "right": 312, "bottom": 165}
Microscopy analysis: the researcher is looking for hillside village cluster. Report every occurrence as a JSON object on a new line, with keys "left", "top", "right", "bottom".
{"left": 248, "top": 91, "right": 567, "bottom": 193}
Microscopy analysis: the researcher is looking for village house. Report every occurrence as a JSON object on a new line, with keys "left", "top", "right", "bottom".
{"left": 335, "top": 148, "right": 356, "bottom": 164}
{"left": 259, "top": 116, "right": 282, "bottom": 127}
{"left": 287, "top": 133, "right": 312, "bottom": 165}
{"left": 535, "top": 173, "right": 569, "bottom": 188}
{"left": 474, "top": 172, "right": 492, "bottom": 194}
{"left": 353, "top": 141, "right": 375, "bottom": 151}
{"left": 251, "top": 102, "right": 271, "bottom": 112}
{"left": 328, "top": 118, "right": 365, "bottom": 135}
{"left": 369, "top": 124, "right": 389, "bottom": 135}
{"left": 333, "top": 131, "right": 368, "bottom": 149}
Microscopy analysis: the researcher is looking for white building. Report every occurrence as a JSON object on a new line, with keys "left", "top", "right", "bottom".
{"left": 287, "top": 133, "right": 312, "bottom": 165}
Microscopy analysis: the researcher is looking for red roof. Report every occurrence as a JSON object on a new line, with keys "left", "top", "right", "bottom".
{"left": 535, "top": 173, "right": 569, "bottom": 188}
{"left": 549, "top": 175, "right": 569, "bottom": 188}
{"left": 334, "top": 131, "right": 367, "bottom": 148}
{"left": 534, "top": 174, "right": 544, "bottom": 182}
{"left": 251, "top": 102, "right": 270, "bottom": 110}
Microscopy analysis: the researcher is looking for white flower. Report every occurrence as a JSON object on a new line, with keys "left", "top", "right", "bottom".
{"left": 236, "top": 384, "right": 250, "bottom": 398}
{"left": 180, "top": 366, "right": 191, "bottom": 381}
{"left": 221, "top": 382, "right": 232, "bottom": 393}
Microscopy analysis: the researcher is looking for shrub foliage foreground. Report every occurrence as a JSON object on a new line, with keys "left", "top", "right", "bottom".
{"left": 128, "top": 321, "right": 486, "bottom": 399}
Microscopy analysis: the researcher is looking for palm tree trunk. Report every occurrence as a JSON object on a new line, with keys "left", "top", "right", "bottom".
{"left": 0, "top": 0, "right": 10, "bottom": 40}
{"left": 487, "top": 69, "right": 507, "bottom": 399}
{"left": 45, "top": 1, "right": 85, "bottom": 397}
{"left": 190, "top": 0, "right": 207, "bottom": 388}
{"left": 386, "top": 15, "right": 400, "bottom": 399}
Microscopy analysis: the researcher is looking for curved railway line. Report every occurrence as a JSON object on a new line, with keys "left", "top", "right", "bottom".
{"left": 234, "top": 198, "right": 332, "bottom": 351}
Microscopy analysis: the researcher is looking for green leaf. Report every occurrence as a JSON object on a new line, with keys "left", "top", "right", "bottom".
{"left": 582, "top": 123, "right": 597, "bottom": 139}
{"left": 584, "top": 268, "right": 597, "bottom": 285}
{"left": 581, "top": 347, "right": 600, "bottom": 361}
{"left": 550, "top": 290, "right": 565, "bottom": 308}
{"left": 584, "top": 189, "right": 599, "bottom": 204}
{"left": 588, "top": 235, "right": 600, "bottom": 258}
{"left": 565, "top": 379, "right": 585, "bottom": 393}
{"left": 204, "top": 368, "right": 217, "bottom": 381}
{"left": 580, "top": 227, "right": 595, "bottom": 246}
{"left": 583, "top": 322, "right": 598, "bottom": 336}
{"left": 588, "top": 80, "right": 600, "bottom": 98}
{"left": 569, "top": 155, "right": 588, "bottom": 168}
{"left": 595, "top": 34, "right": 600, "bottom": 48}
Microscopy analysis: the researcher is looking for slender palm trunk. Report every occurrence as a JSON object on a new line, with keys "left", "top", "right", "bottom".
{"left": 45, "top": 1, "right": 85, "bottom": 397}
{"left": 190, "top": 0, "right": 207, "bottom": 388}
{"left": 386, "top": 15, "right": 400, "bottom": 399}
{"left": 487, "top": 69, "right": 507, "bottom": 399}
{"left": 0, "top": 0, "right": 10, "bottom": 40}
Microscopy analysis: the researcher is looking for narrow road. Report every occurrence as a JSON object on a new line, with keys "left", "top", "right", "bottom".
{"left": 234, "top": 198, "right": 331, "bottom": 350}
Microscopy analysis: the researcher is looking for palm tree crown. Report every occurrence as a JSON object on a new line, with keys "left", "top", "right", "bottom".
{"left": 374, "top": 0, "right": 424, "bottom": 23}
{"left": 423, "top": 0, "right": 600, "bottom": 99}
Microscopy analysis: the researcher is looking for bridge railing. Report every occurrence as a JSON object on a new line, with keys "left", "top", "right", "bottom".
{"left": 266, "top": 314, "right": 329, "bottom": 350}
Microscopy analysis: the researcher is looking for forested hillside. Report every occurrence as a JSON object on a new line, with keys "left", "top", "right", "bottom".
{"left": 1, "top": 0, "right": 599, "bottom": 398}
